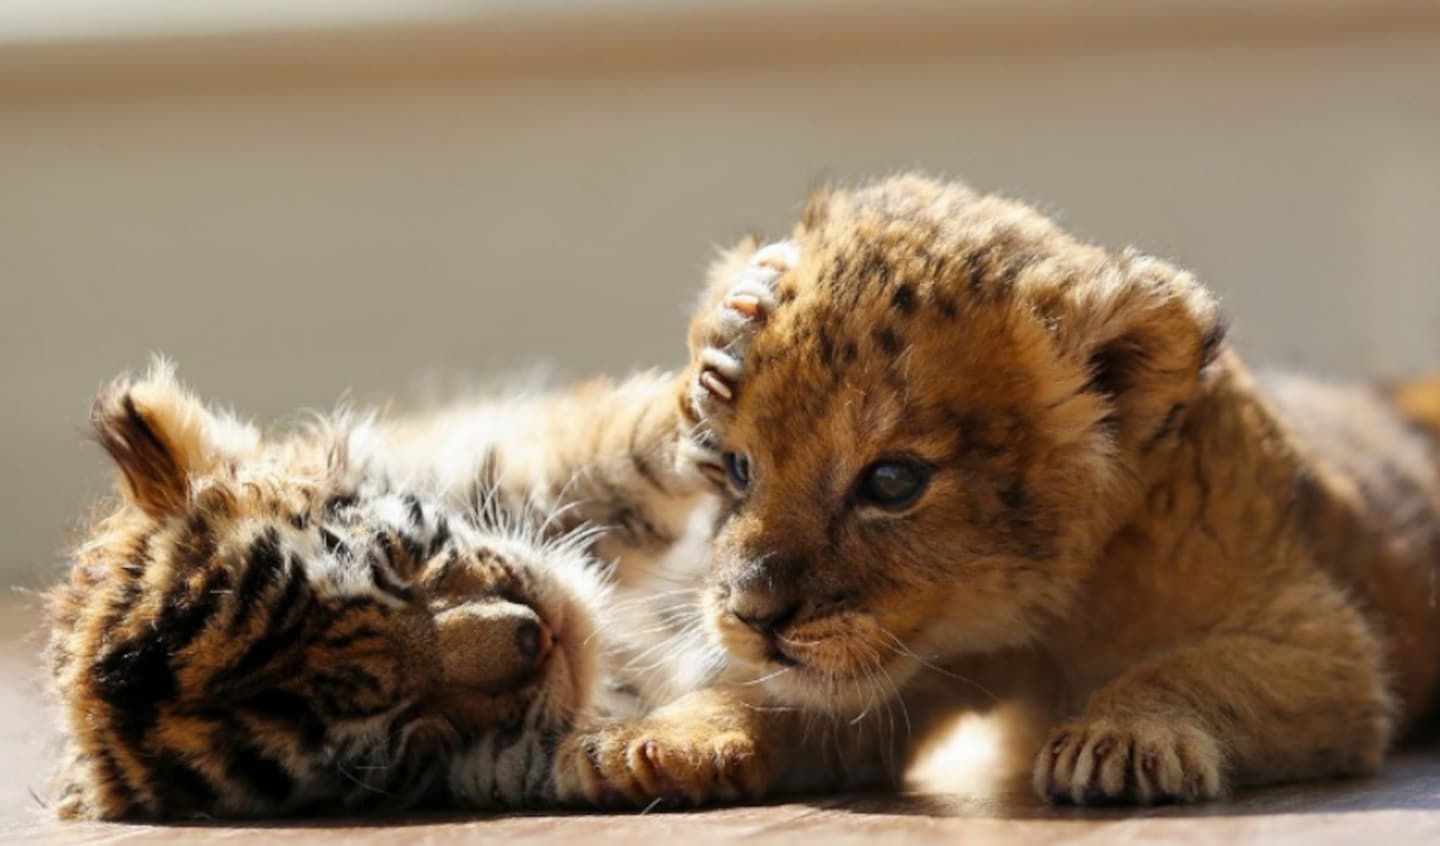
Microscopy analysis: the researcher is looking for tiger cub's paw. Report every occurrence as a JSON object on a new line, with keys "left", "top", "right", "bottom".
{"left": 552, "top": 718, "right": 768, "bottom": 809}
{"left": 1033, "top": 717, "right": 1224, "bottom": 805}
{"left": 690, "top": 240, "right": 795, "bottom": 413}
{"left": 679, "top": 241, "right": 796, "bottom": 487}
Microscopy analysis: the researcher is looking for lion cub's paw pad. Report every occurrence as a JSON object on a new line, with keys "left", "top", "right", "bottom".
{"left": 1033, "top": 718, "right": 1223, "bottom": 804}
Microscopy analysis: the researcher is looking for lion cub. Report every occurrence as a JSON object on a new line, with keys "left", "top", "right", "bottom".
{"left": 556, "top": 174, "right": 1440, "bottom": 805}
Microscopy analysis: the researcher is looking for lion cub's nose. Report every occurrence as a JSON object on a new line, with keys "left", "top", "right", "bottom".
{"left": 436, "top": 599, "right": 553, "bottom": 691}
{"left": 729, "top": 595, "right": 802, "bottom": 636}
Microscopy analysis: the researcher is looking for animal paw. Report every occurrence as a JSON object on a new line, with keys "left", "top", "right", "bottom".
{"left": 679, "top": 241, "right": 797, "bottom": 486}
{"left": 1032, "top": 717, "right": 1224, "bottom": 804}
{"left": 552, "top": 719, "right": 768, "bottom": 808}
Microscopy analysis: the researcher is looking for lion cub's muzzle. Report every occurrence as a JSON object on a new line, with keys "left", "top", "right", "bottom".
{"left": 714, "top": 568, "right": 874, "bottom": 677}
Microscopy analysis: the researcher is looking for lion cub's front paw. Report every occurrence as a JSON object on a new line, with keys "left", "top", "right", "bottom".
{"left": 553, "top": 719, "right": 768, "bottom": 808}
{"left": 1033, "top": 717, "right": 1224, "bottom": 804}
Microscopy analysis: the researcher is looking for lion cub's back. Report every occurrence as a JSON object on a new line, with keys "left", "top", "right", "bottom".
{"left": 1260, "top": 369, "right": 1440, "bottom": 725}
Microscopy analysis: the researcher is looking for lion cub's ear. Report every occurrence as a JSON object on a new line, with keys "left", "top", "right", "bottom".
{"left": 1053, "top": 251, "right": 1226, "bottom": 451}
{"left": 91, "top": 361, "right": 257, "bottom": 518}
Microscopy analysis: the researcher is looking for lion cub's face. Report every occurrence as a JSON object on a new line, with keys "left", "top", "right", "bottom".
{"left": 695, "top": 176, "right": 1222, "bottom": 712}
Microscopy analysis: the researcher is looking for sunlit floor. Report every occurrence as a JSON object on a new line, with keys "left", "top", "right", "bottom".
{"left": 5, "top": 603, "right": 1437, "bottom": 845}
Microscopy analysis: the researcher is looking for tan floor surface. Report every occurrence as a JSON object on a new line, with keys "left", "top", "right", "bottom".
{"left": 3, "top": 602, "right": 1437, "bottom": 845}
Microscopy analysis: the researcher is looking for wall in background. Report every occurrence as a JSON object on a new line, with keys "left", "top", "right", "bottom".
{"left": 3, "top": 1, "right": 1439, "bottom": 579}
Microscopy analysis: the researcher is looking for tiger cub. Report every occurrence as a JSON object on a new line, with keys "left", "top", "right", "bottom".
{"left": 48, "top": 361, "right": 718, "bottom": 820}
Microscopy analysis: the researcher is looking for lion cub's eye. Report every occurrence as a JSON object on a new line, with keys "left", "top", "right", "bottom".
{"left": 857, "top": 460, "right": 930, "bottom": 510}
{"left": 724, "top": 452, "right": 752, "bottom": 492}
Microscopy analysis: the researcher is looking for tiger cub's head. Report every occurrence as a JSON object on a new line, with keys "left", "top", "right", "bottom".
{"left": 48, "top": 364, "right": 607, "bottom": 820}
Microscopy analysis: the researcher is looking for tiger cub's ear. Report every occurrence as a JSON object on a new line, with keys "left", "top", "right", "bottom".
{"left": 91, "top": 360, "right": 258, "bottom": 519}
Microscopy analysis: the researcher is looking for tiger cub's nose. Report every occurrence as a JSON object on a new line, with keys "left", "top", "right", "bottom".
{"left": 436, "top": 599, "right": 553, "bottom": 691}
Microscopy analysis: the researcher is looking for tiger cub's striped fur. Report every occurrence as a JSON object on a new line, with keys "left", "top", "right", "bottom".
{"left": 49, "top": 362, "right": 717, "bottom": 820}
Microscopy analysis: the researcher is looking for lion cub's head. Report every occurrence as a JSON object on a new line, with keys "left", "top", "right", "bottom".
{"left": 693, "top": 175, "right": 1223, "bottom": 712}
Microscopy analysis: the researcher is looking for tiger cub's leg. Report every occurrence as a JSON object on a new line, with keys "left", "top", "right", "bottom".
{"left": 379, "top": 370, "right": 712, "bottom": 583}
{"left": 515, "top": 371, "right": 717, "bottom": 582}
{"left": 551, "top": 684, "right": 933, "bottom": 807}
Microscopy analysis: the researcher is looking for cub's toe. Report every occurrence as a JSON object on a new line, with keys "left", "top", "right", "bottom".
{"left": 1033, "top": 717, "right": 1224, "bottom": 805}
{"left": 553, "top": 721, "right": 766, "bottom": 809}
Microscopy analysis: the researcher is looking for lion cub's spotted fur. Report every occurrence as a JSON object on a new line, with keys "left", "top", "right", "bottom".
{"left": 52, "top": 176, "right": 1440, "bottom": 817}
{"left": 557, "top": 174, "right": 1440, "bottom": 806}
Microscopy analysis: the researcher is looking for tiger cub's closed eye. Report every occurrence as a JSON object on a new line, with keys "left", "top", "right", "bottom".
{"left": 856, "top": 460, "right": 930, "bottom": 509}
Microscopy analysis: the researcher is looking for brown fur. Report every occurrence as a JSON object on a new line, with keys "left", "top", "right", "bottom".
{"left": 555, "top": 174, "right": 1440, "bottom": 806}
{"left": 49, "top": 363, "right": 712, "bottom": 820}
{"left": 1393, "top": 370, "right": 1440, "bottom": 442}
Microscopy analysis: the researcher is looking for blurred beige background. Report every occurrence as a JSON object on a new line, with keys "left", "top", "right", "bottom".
{"left": 2, "top": 0, "right": 1438, "bottom": 584}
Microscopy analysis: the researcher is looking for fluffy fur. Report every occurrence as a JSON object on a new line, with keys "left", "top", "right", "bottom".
{"left": 554, "top": 174, "right": 1440, "bottom": 806}
{"left": 49, "top": 362, "right": 717, "bottom": 820}
{"left": 53, "top": 175, "right": 1440, "bottom": 817}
